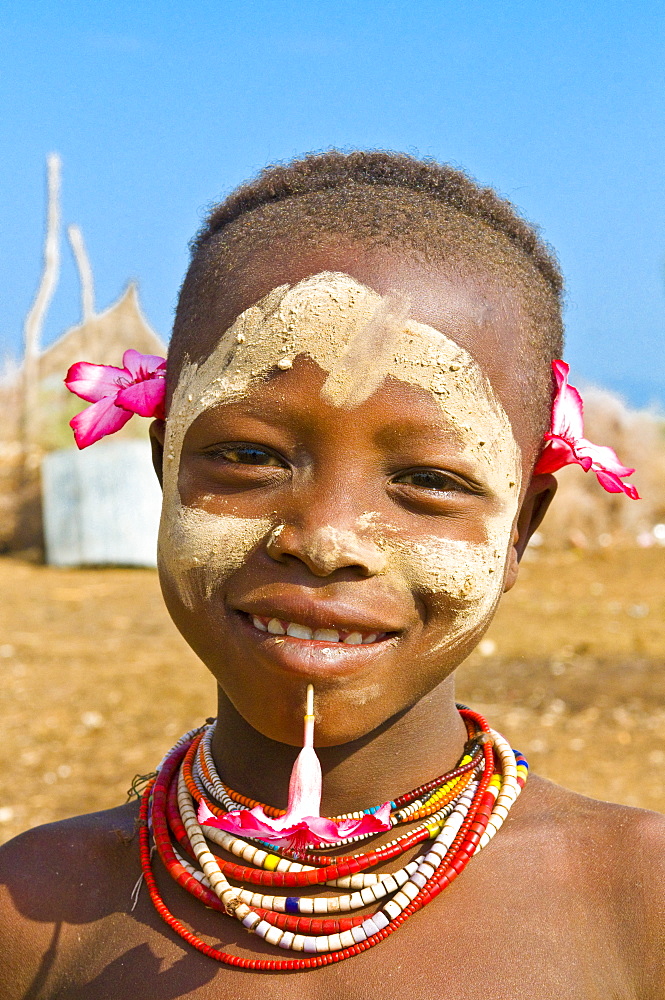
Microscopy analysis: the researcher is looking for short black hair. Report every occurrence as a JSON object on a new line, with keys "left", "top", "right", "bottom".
{"left": 171, "top": 150, "right": 564, "bottom": 440}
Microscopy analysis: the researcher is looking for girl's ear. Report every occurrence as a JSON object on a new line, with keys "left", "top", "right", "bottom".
{"left": 503, "top": 473, "right": 557, "bottom": 592}
{"left": 149, "top": 419, "right": 166, "bottom": 488}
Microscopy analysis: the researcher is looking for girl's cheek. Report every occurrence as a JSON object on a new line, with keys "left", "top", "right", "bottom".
{"left": 158, "top": 506, "right": 272, "bottom": 608}
{"left": 380, "top": 527, "right": 515, "bottom": 650}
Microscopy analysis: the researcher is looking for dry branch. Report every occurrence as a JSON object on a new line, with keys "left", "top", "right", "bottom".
{"left": 21, "top": 153, "right": 62, "bottom": 448}
{"left": 67, "top": 223, "right": 95, "bottom": 322}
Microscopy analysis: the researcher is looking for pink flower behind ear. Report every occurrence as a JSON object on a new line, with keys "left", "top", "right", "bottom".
{"left": 65, "top": 350, "right": 166, "bottom": 448}
{"left": 534, "top": 361, "right": 639, "bottom": 499}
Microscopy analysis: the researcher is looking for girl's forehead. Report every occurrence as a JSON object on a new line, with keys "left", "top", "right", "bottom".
{"left": 170, "top": 246, "right": 535, "bottom": 451}
{"left": 165, "top": 273, "right": 522, "bottom": 501}
{"left": 174, "top": 270, "right": 505, "bottom": 411}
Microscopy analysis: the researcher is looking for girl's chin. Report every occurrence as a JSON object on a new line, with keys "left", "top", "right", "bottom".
{"left": 221, "top": 676, "right": 396, "bottom": 748}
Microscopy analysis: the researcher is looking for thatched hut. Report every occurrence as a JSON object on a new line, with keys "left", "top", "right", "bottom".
{"left": 39, "top": 282, "right": 165, "bottom": 383}
{"left": 0, "top": 284, "right": 165, "bottom": 554}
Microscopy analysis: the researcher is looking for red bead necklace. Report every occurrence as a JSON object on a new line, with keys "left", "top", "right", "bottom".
{"left": 138, "top": 707, "right": 517, "bottom": 970}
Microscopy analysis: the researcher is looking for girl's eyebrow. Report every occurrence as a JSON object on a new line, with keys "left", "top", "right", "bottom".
{"left": 201, "top": 398, "right": 468, "bottom": 440}
{"left": 375, "top": 420, "right": 467, "bottom": 449}
{"left": 198, "top": 398, "right": 291, "bottom": 421}
{"left": 198, "top": 389, "right": 477, "bottom": 442}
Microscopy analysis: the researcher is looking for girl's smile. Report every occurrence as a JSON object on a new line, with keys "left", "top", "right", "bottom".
{"left": 235, "top": 605, "right": 399, "bottom": 676}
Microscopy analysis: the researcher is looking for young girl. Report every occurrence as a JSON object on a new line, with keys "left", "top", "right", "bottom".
{"left": 1, "top": 151, "right": 662, "bottom": 999}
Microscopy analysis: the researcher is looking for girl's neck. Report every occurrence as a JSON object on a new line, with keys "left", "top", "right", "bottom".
{"left": 211, "top": 678, "right": 468, "bottom": 815}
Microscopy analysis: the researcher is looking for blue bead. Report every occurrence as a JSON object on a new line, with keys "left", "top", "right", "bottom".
{"left": 285, "top": 897, "right": 300, "bottom": 914}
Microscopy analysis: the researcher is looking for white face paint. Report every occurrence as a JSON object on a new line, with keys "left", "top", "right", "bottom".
{"left": 158, "top": 272, "right": 522, "bottom": 648}
{"left": 163, "top": 507, "right": 272, "bottom": 608}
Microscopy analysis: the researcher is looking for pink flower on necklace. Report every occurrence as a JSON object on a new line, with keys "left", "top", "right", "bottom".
{"left": 534, "top": 360, "right": 639, "bottom": 499}
{"left": 198, "top": 686, "right": 392, "bottom": 853}
{"left": 65, "top": 350, "right": 167, "bottom": 449}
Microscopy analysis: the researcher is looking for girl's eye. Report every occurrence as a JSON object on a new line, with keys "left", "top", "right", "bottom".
{"left": 206, "top": 445, "right": 286, "bottom": 467}
{"left": 393, "top": 470, "right": 468, "bottom": 492}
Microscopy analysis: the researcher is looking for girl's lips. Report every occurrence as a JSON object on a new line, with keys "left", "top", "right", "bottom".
{"left": 234, "top": 597, "right": 404, "bottom": 638}
{"left": 234, "top": 610, "right": 399, "bottom": 678}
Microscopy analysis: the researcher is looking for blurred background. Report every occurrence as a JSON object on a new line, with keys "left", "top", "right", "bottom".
{"left": 1, "top": 1, "right": 663, "bottom": 844}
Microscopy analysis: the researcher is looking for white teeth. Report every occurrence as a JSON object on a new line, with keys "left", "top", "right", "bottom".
{"left": 254, "top": 615, "right": 382, "bottom": 643}
{"left": 313, "top": 628, "right": 341, "bottom": 642}
{"left": 286, "top": 623, "right": 313, "bottom": 639}
{"left": 343, "top": 632, "right": 363, "bottom": 645}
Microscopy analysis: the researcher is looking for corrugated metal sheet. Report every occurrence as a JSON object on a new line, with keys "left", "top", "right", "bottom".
{"left": 42, "top": 441, "right": 162, "bottom": 566}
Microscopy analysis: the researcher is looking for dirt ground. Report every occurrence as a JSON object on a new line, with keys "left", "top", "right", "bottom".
{"left": 0, "top": 548, "right": 663, "bottom": 846}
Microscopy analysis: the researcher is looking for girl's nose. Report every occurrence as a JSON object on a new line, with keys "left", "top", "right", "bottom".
{"left": 266, "top": 523, "right": 387, "bottom": 578}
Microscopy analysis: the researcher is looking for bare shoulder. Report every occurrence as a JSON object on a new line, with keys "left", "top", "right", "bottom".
{"left": 518, "top": 774, "right": 665, "bottom": 879}
{"left": 516, "top": 776, "right": 665, "bottom": 995}
{"left": 0, "top": 800, "right": 140, "bottom": 906}
{"left": 527, "top": 773, "right": 665, "bottom": 853}
{"left": 593, "top": 796, "right": 665, "bottom": 997}
{"left": 0, "top": 802, "right": 141, "bottom": 999}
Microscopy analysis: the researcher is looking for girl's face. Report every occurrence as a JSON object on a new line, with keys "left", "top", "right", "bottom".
{"left": 155, "top": 267, "right": 542, "bottom": 746}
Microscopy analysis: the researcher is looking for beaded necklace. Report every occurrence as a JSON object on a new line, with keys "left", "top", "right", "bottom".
{"left": 139, "top": 704, "right": 527, "bottom": 971}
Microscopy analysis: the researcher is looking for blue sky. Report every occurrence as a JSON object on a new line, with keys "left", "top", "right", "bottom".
{"left": 1, "top": 1, "right": 664, "bottom": 408}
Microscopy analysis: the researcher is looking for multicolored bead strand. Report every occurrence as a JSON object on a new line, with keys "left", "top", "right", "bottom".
{"left": 138, "top": 707, "right": 527, "bottom": 970}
